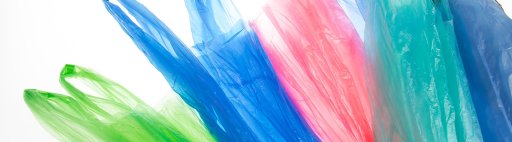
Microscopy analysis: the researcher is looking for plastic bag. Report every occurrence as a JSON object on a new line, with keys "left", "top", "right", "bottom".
{"left": 448, "top": 0, "right": 512, "bottom": 141}
{"left": 251, "top": 0, "right": 373, "bottom": 141}
{"left": 360, "top": 0, "right": 482, "bottom": 141}
{"left": 24, "top": 64, "right": 214, "bottom": 142}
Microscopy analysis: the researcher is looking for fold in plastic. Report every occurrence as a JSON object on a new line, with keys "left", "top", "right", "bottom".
{"left": 448, "top": 0, "right": 512, "bottom": 141}
{"left": 251, "top": 0, "right": 373, "bottom": 141}
{"left": 336, "top": 0, "right": 365, "bottom": 40}
{"left": 24, "top": 64, "right": 214, "bottom": 142}
{"left": 360, "top": 0, "right": 482, "bottom": 141}
{"left": 104, "top": 0, "right": 318, "bottom": 141}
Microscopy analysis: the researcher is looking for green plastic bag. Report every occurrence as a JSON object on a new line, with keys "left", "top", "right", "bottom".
{"left": 24, "top": 64, "right": 215, "bottom": 142}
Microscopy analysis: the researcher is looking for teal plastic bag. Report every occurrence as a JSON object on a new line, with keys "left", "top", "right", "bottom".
{"left": 360, "top": 0, "right": 482, "bottom": 141}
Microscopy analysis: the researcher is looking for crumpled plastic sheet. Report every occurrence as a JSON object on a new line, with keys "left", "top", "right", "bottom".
{"left": 360, "top": 0, "right": 483, "bottom": 141}
{"left": 251, "top": 0, "right": 374, "bottom": 141}
{"left": 104, "top": 0, "right": 318, "bottom": 141}
{"left": 24, "top": 65, "right": 215, "bottom": 142}
{"left": 448, "top": 0, "right": 512, "bottom": 141}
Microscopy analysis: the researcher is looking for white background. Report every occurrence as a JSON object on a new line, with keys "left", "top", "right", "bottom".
{"left": 0, "top": 0, "right": 510, "bottom": 141}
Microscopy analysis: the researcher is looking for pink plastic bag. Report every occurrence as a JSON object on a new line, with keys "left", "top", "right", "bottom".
{"left": 251, "top": 0, "right": 374, "bottom": 141}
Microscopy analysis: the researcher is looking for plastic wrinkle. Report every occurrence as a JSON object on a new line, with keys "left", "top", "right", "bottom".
{"left": 251, "top": 0, "right": 374, "bottom": 141}
{"left": 448, "top": 0, "right": 512, "bottom": 141}
{"left": 360, "top": 0, "right": 482, "bottom": 141}
{"left": 24, "top": 64, "right": 215, "bottom": 142}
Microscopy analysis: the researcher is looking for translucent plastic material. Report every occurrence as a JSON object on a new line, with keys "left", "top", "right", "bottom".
{"left": 185, "top": 0, "right": 318, "bottom": 141}
{"left": 24, "top": 65, "right": 214, "bottom": 142}
{"left": 104, "top": 1, "right": 252, "bottom": 140}
{"left": 448, "top": 0, "right": 512, "bottom": 141}
{"left": 251, "top": 0, "right": 373, "bottom": 141}
{"left": 104, "top": 0, "right": 318, "bottom": 141}
{"left": 360, "top": 0, "right": 482, "bottom": 141}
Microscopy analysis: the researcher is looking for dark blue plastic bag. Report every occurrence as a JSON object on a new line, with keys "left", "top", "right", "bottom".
{"left": 449, "top": 0, "right": 512, "bottom": 141}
